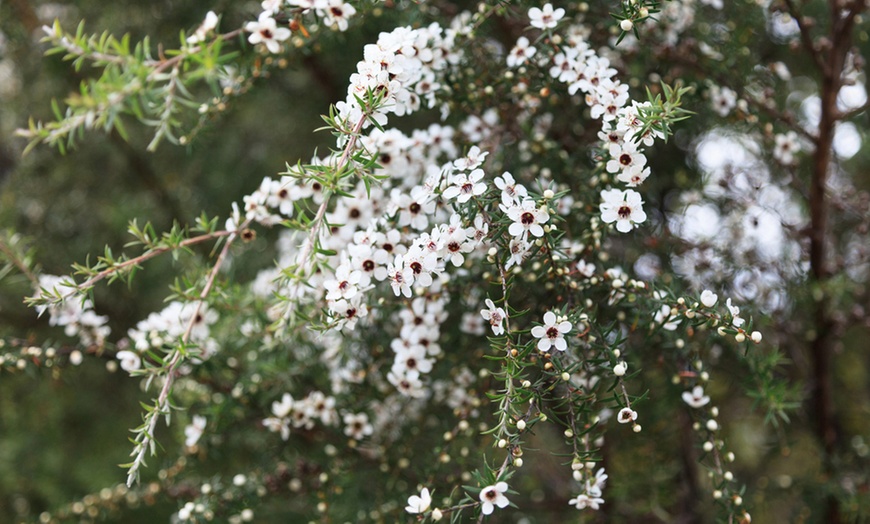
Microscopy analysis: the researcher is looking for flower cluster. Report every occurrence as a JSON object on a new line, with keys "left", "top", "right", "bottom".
{"left": 32, "top": 275, "right": 111, "bottom": 347}
{"left": 262, "top": 390, "right": 338, "bottom": 440}
{"left": 121, "top": 301, "right": 219, "bottom": 373}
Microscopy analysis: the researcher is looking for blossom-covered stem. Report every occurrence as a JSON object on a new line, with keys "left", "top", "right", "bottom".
{"left": 290, "top": 113, "right": 368, "bottom": 281}
{"left": 127, "top": 218, "right": 250, "bottom": 486}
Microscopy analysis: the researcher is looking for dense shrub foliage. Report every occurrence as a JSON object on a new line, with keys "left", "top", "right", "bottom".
{"left": 1, "top": 0, "right": 869, "bottom": 522}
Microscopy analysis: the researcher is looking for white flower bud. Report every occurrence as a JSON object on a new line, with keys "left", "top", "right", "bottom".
{"left": 724, "top": 471, "right": 734, "bottom": 481}
{"left": 543, "top": 189, "right": 555, "bottom": 199}
{"left": 632, "top": 424, "right": 642, "bottom": 433}
{"left": 514, "top": 457, "right": 524, "bottom": 467}
{"left": 564, "top": 429, "right": 574, "bottom": 438}
{"left": 432, "top": 508, "right": 443, "bottom": 521}
{"left": 498, "top": 439, "right": 508, "bottom": 448}
{"left": 620, "top": 19, "right": 634, "bottom": 31}
{"left": 613, "top": 363, "right": 626, "bottom": 376}
{"left": 735, "top": 333, "right": 746, "bottom": 343}
{"left": 751, "top": 331, "right": 762, "bottom": 343}
{"left": 703, "top": 441, "right": 714, "bottom": 452}
{"left": 713, "top": 490, "right": 722, "bottom": 499}
{"left": 573, "top": 470, "right": 583, "bottom": 481}
{"left": 561, "top": 372, "right": 570, "bottom": 381}
{"left": 706, "top": 419, "right": 719, "bottom": 431}
{"left": 517, "top": 419, "right": 526, "bottom": 431}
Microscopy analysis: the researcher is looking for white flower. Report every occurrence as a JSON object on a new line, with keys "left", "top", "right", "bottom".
{"left": 405, "top": 487, "right": 432, "bottom": 514}
{"left": 606, "top": 141, "right": 647, "bottom": 179}
{"left": 343, "top": 412, "right": 373, "bottom": 440}
{"left": 700, "top": 289, "right": 718, "bottom": 308}
{"left": 479, "top": 482, "right": 510, "bottom": 515}
{"left": 505, "top": 198, "right": 549, "bottom": 238}
{"left": 116, "top": 350, "right": 141, "bottom": 373}
{"left": 709, "top": 84, "right": 737, "bottom": 117}
{"left": 186, "top": 11, "right": 219, "bottom": 44}
{"left": 773, "top": 131, "right": 801, "bottom": 165}
{"left": 387, "top": 255, "right": 414, "bottom": 298}
{"left": 528, "top": 3, "right": 565, "bottom": 30}
{"left": 507, "top": 36, "right": 536, "bottom": 67}
{"left": 324, "top": 263, "right": 362, "bottom": 302}
{"left": 531, "top": 311, "right": 572, "bottom": 352}
{"left": 480, "top": 298, "right": 507, "bottom": 336}
{"left": 682, "top": 386, "right": 711, "bottom": 408}
{"left": 494, "top": 172, "right": 528, "bottom": 206}
{"left": 599, "top": 188, "right": 647, "bottom": 233}
{"left": 184, "top": 415, "right": 207, "bottom": 447}
{"left": 245, "top": 12, "right": 291, "bottom": 54}
{"left": 443, "top": 168, "right": 486, "bottom": 203}
{"left": 505, "top": 237, "right": 530, "bottom": 269}
{"left": 617, "top": 407, "right": 637, "bottom": 424}
{"left": 569, "top": 493, "right": 604, "bottom": 510}
{"left": 320, "top": 0, "right": 356, "bottom": 31}
{"left": 453, "top": 146, "right": 489, "bottom": 171}
{"left": 726, "top": 298, "right": 745, "bottom": 327}
{"left": 270, "top": 393, "right": 293, "bottom": 418}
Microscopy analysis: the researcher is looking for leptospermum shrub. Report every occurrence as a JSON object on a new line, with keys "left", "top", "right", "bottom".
{"left": 3, "top": 0, "right": 869, "bottom": 522}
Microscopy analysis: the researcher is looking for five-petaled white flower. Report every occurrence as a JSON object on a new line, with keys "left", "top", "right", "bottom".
{"left": 531, "top": 311, "right": 572, "bottom": 351}
{"left": 505, "top": 198, "right": 549, "bottom": 238}
{"left": 507, "top": 37, "right": 537, "bottom": 68}
{"left": 479, "top": 482, "right": 510, "bottom": 515}
{"left": 405, "top": 487, "right": 432, "bottom": 514}
{"left": 682, "top": 386, "right": 711, "bottom": 408}
{"left": 480, "top": 298, "right": 507, "bottom": 336}
{"left": 245, "top": 12, "right": 291, "bottom": 54}
{"left": 599, "top": 188, "right": 647, "bottom": 233}
{"left": 443, "top": 169, "right": 486, "bottom": 203}
{"left": 343, "top": 412, "right": 373, "bottom": 440}
{"left": 528, "top": 3, "right": 565, "bottom": 30}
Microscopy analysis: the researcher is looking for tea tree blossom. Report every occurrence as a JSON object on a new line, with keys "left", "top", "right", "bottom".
{"left": 480, "top": 298, "right": 507, "bottom": 336}
{"left": 406, "top": 487, "right": 432, "bottom": 514}
{"left": 599, "top": 189, "right": 647, "bottom": 233}
{"left": 682, "top": 386, "right": 711, "bottom": 408}
{"left": 617, "top": 407, "right": 638, "bottom": 424}
{"left": 507, "top": 37, "right": 536, "bottom": 68}
{"left": 700, "top": 289, "right": 718, "bottom": 307}
{"left": 442, "top": 169, "right": 486, "bottom": 203}
{"left": 116, "top": 350, "right": 141, "bottom": 373}
{"left": 343, "top": 412, "right": 373, "bottom": 440}
{"left": 320, "top": 0, "right": 357, "bottom": 32}
{"left": 773, "top": 131, "right": 801, "bottom": 165}
{"left": 244, "top": 12, "right": 291, "bottom": 54}
{"left": 726, "top": 298, "right": 745, "bottom": 327}
{"left": 531, "top": 311, "right": 572, "bottom": 352}
{"left": 528, "top": 4, "right": 565, "bottom": 30}
{"left": 504, "top": 199, "right": 550, "bottom": 238}
{"left": 569, "top": 493, "right": 605, "bottom": 510}
{"left": 494, "top": 172, "right": 528, "bottom": 206}
{"left": 186, "top": 11, "right": 218, "bottom": 44}
{"left": 479, "top": 482, "right": 510, "bottom": 515}
{"left": 387, "top": 255, "right": 414, "bottom": 298}
{"left": 184, "top": 415, "right": 207, "bottom": 447}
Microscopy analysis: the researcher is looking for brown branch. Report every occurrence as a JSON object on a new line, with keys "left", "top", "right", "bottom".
{"left": 782, "top": 0, "right": 827, "bottom": 75}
